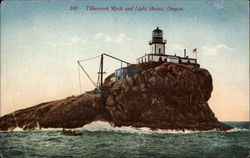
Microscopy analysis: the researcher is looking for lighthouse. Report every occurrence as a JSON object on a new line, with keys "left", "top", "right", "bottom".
{"left": 137, "top": 27, "right": 168, "bottom": 63}
{"left": 149, "top": 27, "right": 167, "bottom": 54}
{"left": 136, "top": 27, "right": 198, "bottom": 65}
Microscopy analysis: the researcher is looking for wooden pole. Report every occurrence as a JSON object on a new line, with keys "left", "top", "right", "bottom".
{"left": 100, "top": 54, "right": 104, "bottom": 89}
{"left": 196, "top": 51, "right": 197, "bottom": 63}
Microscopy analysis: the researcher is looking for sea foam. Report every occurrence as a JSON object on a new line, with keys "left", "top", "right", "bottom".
{"left": 73, "top": 121, "right": 219, "bottom": 134}
{"left": 6, "top": 121, "right": 249, "bottom": 134}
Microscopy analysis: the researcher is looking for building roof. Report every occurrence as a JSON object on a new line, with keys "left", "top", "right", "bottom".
{"left": 153, "top": 27, "right": 162, "bottom": 32}
{"left": 115, "top": 66, "right": 137, "bottom": 71}
{"left": 179, "top": 57, "right": 196, "bottom": 60}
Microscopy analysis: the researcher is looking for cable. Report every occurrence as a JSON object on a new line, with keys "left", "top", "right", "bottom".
{"left": 78, "top": 55, "right": 101, "bottom": 63}
{"left": 77, "top": 55, "right": 101, "bottom": 92}
{"left": 77, "top": 61, "right": 97, "bottom": 88}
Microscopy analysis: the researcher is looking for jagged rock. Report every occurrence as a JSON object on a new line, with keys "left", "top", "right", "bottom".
{"left": 0, "top": 62, "right": 232, "bottom": 131}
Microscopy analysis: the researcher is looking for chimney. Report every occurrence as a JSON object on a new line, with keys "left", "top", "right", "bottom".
{"left": 184, "top": 49, "right": 186, "bottom": 58}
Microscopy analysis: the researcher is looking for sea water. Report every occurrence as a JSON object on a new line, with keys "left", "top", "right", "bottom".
{"left": 0, "top": 122, "right": 249, "bottom": 158}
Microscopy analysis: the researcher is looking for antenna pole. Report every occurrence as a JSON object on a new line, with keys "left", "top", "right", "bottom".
{"left": 196, "top": 52, "right": 198, "bottom": 63}
{"left": 100, "top": 54, "right": 104, "bottom": 89}
{"left": 78, "top": 64, "right": 82, "bottom": 94}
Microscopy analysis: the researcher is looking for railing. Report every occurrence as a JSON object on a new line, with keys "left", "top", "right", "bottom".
{"left": 148, "top": 39, "right": 167, "bottom": 45}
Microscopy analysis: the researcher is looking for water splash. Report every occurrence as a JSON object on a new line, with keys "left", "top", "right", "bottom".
{"left": 72, "top": 121, "right": 243, "bottom": 134}
{"left": 6, "top": 121, "right": 249, "bottom": 134}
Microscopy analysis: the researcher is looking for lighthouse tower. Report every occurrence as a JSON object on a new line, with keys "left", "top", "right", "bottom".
{"left": 149, "top": 27, "right": 167, "bottom": 54}
{"left": 137, "top": 27, "right": 168, "bottom": 63}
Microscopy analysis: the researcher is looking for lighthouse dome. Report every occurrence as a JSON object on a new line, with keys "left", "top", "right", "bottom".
{"left": 153, "top": 27, "right": 162, "bottom": 33}
{"left": 152, "top": 27, "right": 163, "bottom": 42}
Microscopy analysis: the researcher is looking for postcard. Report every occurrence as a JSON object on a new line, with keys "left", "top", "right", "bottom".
{"left": 0, "top": 0, "right": 249, "bottom": 157}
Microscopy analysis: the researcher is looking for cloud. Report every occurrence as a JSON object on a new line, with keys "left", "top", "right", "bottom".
{"left": 70, "top": 36, "right": 86, "bottom": 44}
{"left": 202, "top": 44, "right": 233, "bottom": 56}
{"left": 94, "top": 33, "right": 133, "bottom": 43}
{"left": 94, "top": 33, "right": 112, "bottom": 42}
{"left": 47, "top": 43, "right": 59, "bottom": 47}
{"left": 172, "top": 43, "right": 185, "bottom": 50}
{"left": 114, "top": 33, "right": 133, "bottom": 43}
{"left": 47, "top": 36, "right": 87, "bottom": 47}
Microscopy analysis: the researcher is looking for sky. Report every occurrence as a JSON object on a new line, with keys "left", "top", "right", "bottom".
{"left": 0, "top": 0, "right": 249, "bottom": 121}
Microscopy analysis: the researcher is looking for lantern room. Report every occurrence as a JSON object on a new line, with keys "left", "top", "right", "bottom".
{"left": 152, "top": 27, "right": 163, "bottom": 43}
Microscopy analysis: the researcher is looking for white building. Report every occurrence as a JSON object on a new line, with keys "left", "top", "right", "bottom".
{"left": 137, "top": 27, "right": 197, "bottom": 65}
{"left": 137, "top": 27, "right": 167, "bottom": 63}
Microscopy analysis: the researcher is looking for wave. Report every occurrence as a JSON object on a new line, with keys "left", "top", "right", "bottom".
{"left": 71, "top": 121, "right": 249, "bottom": 134}
{"left": 4, "top": 121, "right": 195, "bottom": 134}
{"left": 78, "top": 121, "right": 203, "bottom": 134}
{"left": 227, "top": 127, "right": 249, "bottom": 132}
{"left": 10, "top": 127, "right": 24, "bottom": 132}
{"left": 5, "top": 121, "right": 249, "bottom": 134}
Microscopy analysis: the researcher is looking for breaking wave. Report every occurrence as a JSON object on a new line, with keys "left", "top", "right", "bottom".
{"left": 78, "top": 121, "right": 249, "bottom": 134}
{"left": 6, "top": 121, "right": 249, "bottom": 134}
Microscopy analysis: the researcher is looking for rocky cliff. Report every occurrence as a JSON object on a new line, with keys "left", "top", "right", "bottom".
{"left": 0, "top": 62, "right": 232, "bottom": 131}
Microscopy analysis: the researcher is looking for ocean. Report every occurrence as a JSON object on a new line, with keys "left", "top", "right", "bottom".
{"left": 0, "top": 121, "right": 249, "bottom": 158}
